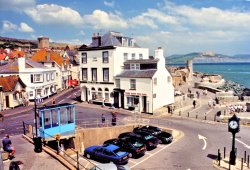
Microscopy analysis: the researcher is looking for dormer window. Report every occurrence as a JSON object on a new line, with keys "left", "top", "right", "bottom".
{"left": 130, "top": 64, "right": 140, "bottom": 70}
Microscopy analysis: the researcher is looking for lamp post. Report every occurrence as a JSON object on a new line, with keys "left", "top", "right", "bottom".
{"left": 228, "top": 114, "right": 240, "bottom": 165}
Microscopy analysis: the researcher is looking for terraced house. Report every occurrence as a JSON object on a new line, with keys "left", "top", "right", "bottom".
{"left": 78, "top": 31, "right": 174, "bottom": 114}
{"left": 0, "top": 57, "right": 57, "bottom": 101}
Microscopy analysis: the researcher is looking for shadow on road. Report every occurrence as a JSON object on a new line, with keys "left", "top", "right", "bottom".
{"left": 207, "top": 154, "right": 218, "bottom": 160}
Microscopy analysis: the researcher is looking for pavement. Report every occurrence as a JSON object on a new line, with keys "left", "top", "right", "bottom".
{"left": 2, "top": 135, "right": 67, "bottom": 170}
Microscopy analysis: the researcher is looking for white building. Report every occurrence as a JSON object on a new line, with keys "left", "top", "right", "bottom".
{"left": 78, "top": 32, "right": 174, "bottom": 114}
{"left": 115, "top": 47, "right": 174, "bottom": 113}
{"left": 0, "top": 57, "right": 57, "bottom": 100}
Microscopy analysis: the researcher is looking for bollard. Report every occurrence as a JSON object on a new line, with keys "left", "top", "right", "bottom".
{"left": 205, "top": 115, "right": 207, "bottom": 120}
{"left": 241, "top": 158, "right": 243, "bottom": 170}
{"left": 244, "top": 151, "right": 246, "bottom": 163}
{"left": 248, "top": 155, "right": 249, "bottom": 168}
{"left": 196, "top": 114, "right": 198, "bottom": 119}
{"left": 224, "top": 147, "right": 226, "bottom": 159}
{"left": 179, "top": 111, "right": 181, "bottom": 116}
{"left": 188, "top": 112, "right": 189, "bottom": 117}
{"left": 214, "top": 115, "right": 216, "bottom": 122}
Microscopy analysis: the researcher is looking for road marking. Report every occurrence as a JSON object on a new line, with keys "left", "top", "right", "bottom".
{"left": 145, "top": 152, "right": 152, "bottom": 156}
{"left": 198, "top": 134, "right": 207, "bottom": 150}
{"left": 129, "top": 160, "right": 137, "bottom": 164}
{"left": 234, "top": 138, "right": 250, "bottom": 149}
{"left": 58, "top": 99, "right": 65, "bottom": 103}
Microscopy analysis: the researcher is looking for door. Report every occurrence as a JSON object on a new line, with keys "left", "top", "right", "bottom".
{"left": 85, "top": 88, "right": 88, "bottom": 101}
{"left": 143, "top": 96, "right": 147, "bottom": 113}
{"left": 121, "top": 91, "right": 124, "bottom": 108}
{"left": 114, "top": 91, "right": 119, "bottom": 108}
{"left": 5, "top": 96, "right": 9, "bottom": 108}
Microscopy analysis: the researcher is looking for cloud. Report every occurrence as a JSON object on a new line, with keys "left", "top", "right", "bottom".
{"left": 129, "top": 15, "right": 158, "bottom": 29}
{"left": 82, "top": 10, "right": 127, "bottom": 29}
{"left": 0, "top": 0, "right": 35, "bottom": 11}
{"left": 79, "top": 30, "right": 85, "bottom": 36}
{"left": 24, "top": 4, "right": 83, "bottom": 26}
{"left": 19, "top": 22, "right": 34, "bottom": 32}
{"left": 104, "top": 1, "right": 115, "bottom": 8}
{"left": 1, "top": 20, "right": 17, "bottom": 33}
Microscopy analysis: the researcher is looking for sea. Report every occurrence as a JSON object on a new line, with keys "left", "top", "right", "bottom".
{"left": 167, "top": 62, "right": 250, "bottom": 89}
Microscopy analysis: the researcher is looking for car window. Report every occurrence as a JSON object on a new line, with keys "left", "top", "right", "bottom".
{"left": 103, "top": 149, "right": 114, "bottom": 156}
{"left": 144, "top": 135, "right": 154, "bottom": 140}
{"left": 95, "top": 147, "right": 104, "bottom": 153}
{"left": 132, "top": 141, "right": 143, "bottom": 147}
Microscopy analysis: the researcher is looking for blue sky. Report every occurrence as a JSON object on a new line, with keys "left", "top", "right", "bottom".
{"left": 1, "top": 0, "right": 250, "bottom": 56}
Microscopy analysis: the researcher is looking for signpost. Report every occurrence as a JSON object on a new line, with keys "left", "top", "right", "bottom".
{"left": 228, "top": 114, "right": 240, "bottom": 165}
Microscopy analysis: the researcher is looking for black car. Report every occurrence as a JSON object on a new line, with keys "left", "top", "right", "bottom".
{"left": 118, "top": 132, "right": 159, "bottom": 150}
{"left": 134, "top": 125, "right": 173, "bottom": 144}
{"left": 104, "top": 137, "right": 146, "bottom": 158}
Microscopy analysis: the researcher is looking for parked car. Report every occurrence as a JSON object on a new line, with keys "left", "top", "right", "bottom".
{"left": 83, "top": 144, "right": 130, "bottom": 164}
{"left": 104, "top": 137, "right": 146, "bottom": 158}
{"left": 134, "top": 125, "right": 173, "bottom": 144}
{"left": 118, "top": 132, "right": 159, "bottom": 150}
{"left": 96, "top": 162, "right": 130, "bottom": 170}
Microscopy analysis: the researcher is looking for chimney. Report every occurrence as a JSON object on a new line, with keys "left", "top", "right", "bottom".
{"left": 97, "top": 33, "right": 101, "bottom": 47}
{"left": 46, "top": 52, "right": 51, "bottom": 61}
{"left": 154, "top": 47, "right": 165, "bottom": 70}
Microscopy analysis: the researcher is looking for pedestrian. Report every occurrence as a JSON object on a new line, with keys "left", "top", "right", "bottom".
{"left": 9, "top": 161, "right": 20, "bottom": 170}
{"left": 101, "top": 113, "right": 106, "bottom": 127}
{"left": 102, "top": 98, "right": 105, "bottom": 107}
{"left": 196, "top": 91, "right": 200, "bottom": 98}
{"left": 2, "top": 134, "right": 15, "bottom": 160}
{"left": 111, "top": 112, "right": 117, "bottom": 126}
{"left": 52, "top": 98, "right": 56, "bottom": 105}
{"left": 193, "top": 100, "right": 196, "bottom": 108}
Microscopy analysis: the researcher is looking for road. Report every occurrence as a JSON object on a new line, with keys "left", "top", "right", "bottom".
{"left": 1, "top": 88, "right": 250, "bottom": 170}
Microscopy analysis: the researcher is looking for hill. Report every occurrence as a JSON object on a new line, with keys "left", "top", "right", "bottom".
{"left": 166, "top": 52, "right": 250, "bottom": 64}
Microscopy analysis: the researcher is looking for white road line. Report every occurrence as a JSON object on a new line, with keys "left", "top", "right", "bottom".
{"left": 130, "top": 138, "right": 181, "bottom": 169}
{"left": 157, "top": 145, "right": 164, "bottom": 148}
{"left": 58, "top": 99, "right": 65, "bottom": 103}
{"left": 145, "top": 152, "right": 152, "bottom": 156}
{"left": 235, "top": 138, "right": 250, "bottom": 149}
{"left": 129, "top": 160, "right": 137, "bottom": 164}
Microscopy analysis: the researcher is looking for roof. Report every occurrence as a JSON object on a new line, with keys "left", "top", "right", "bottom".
{"left": 31, "top": 49, "right": 70, "bottom": 66}
{"left": 0, "top": 75, "right": 26, "bottom": 92}
{"left": 0, "top": 58, "right": 46, "bottom": 74}
{"left": 124, "top": 59, "right": 159, "bottom": 64}
{"left": 104, "top": 144, "right": 119, "bottom": 151}
{"left": 0, "top": 53, "right": 6, "bottom": 60}
{"left": 116, "top": 69, "right": 157, "bottom": 78}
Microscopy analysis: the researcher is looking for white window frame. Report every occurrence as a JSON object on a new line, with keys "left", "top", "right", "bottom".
{"left": 130, "top": 64, "right": 140, "bottom": 70}
{"left": 51, "top": 73, "right": 55, "bottom": 80}
{"left": 103, "top": 68, "right": 109, "bottom": 82}
{"left": 47, "top": 73, "right": 50, "bottom": 81}
{"left": 102, "top": 51, "right": 109, "bottom": 63}
{"left": 132, "top": 53, "right": 135, "bottom": 60}
{"left": 124, "top": 53, "right": 128, "bottom": 61}
{"left": 33, "top": 74, "right": 43, "bottom": 83}
{"left": 115, "top": 79, "right": 120, "bottom": 88}
{"left": 139, "top": 53, "right": 143, "bottom": 59}
{"left": 130, "top": 79, "right": 136, "bottom": 90}
{"left": 82, "top": 53, "right": 87, "bottom": 63}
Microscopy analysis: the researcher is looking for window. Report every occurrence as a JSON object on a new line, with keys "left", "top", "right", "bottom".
{"left": 139, "top": 53, "right": 143, "bottom": 59}
{"left": 154, "top": 78, "right": 157, "bottom": 85}
{"left": 91, "top": 68, "right": 97, "bottom": 81}
{"left": 51, "top": 73, "right": 55, "bottom": 80}
{"left": 127, "top": 96, "right": 139, "bottom": 106}
{"left": 102, "top": 51, "right": 109, "bottom": 63}
{"left": 13, "top": 94, "right": 17, "bottom": 100}
{"left": 82, "top": 68, "right": 88, "bottom": 81}
{"left": 29, "top": 91, "right": 33, "bottom": 97}
{"left": 132, "top": 53, "right": 135, "bottom": 60}
{"left": 31, "top": 74, "right": 43, "bottom": 83}
{"left": 115, "top": 79, "right": 120, "bottom": 88}
{"left": 105, "top": 88, "right": 109, "bottom": 102}
{"left": 130, "top": 64, "right": 140, "bottom": 70}
{"left": 82, "top": 53, "right": 87, "bottom": 63}
{"left": 97, "top": 88, "right": 103, "bottom": 100}
{"left": 47, "top": 73, "right": 50, "bottom": 81}
{"left": 103, "top": 68, "right": 109, "bottom": 82}
{"left": 130, "top": 79, "right": 136, "bottom": 90}
{"left": 91, "top": 87, "right": 96, "bottom": 100}
{"left": 35, "top": 89, "right": 42, "bottom": 97}
{"left": 124, "top": 53, "right": 128, "bottom": 61}
{"left": 52, "top": 62, "right": 55, "bottom": 67}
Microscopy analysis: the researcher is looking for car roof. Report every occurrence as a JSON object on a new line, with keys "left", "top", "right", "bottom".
{"left": 103, "top": 144, "right": 119, "bottom": 151}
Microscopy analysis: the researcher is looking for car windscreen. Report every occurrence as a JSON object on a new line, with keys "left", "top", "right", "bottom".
{"left": 113, "top": 149, "right": 126, "bottom": 157}
{"left": 132, "top": 141, "right": 144, "bottom": 147}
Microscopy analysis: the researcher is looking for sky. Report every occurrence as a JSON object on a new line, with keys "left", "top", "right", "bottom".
{"left": 1, "top": 0, "right": 250, "bottom": 56}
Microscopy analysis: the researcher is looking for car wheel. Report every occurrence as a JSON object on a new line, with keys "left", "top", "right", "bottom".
{"left": 86, "top": 153, "right": 91, "bottom": 159}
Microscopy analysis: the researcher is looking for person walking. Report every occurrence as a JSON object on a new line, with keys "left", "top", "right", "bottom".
{"left": 193, "top": 100, "right": 196, "bottom": 108}
{"left": 111, "top": 112, "right": 117, "bottom": 126}
{"left": 52, "top": 98, "right": 56, "bottom": 105}
{"left": 101, "top": 113, "right": 106, "bottom": 127}
{"left": 2, "top": 134, "right": 15, "bottom": 160}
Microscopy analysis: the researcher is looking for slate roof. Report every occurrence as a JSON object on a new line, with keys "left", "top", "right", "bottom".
{"left": 116, "top": 69, "right": 157, "bottom": 78}
{"left": 124, "top": 59, "right": 159, "bottom": 64}
{"left": 0, "top": 75, "right": 26, "bottom": 92}
{"left": 0, "top": 59, "right": 46, "bottom": 74}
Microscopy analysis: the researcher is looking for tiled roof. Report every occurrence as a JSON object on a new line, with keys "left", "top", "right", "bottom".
{"left": 124, "top": 59, "right": 159, "bottom": 64}
{"left": 31, "top": 49, "right": 70, "bottom": 66}
{"left": 0, "top": 53, "right": 6, "bottom": 60}
{"left": 0, "top": 75, "right": 26, "bottom": 92}
{"left": 116, "top": 69, "right": 157, "bottom": 78}
{"left": 13, "top": 50, "right": 25, "bottom": 58}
